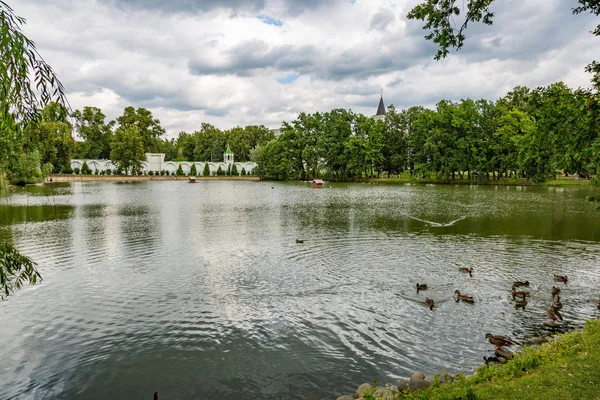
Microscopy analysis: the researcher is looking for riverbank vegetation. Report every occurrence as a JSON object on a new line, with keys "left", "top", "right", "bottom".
{"left": 254, "top": 82, "right": 600, "bottom": 184}
{"left": 360, "top": 320, "right": 600, "bottom": 400}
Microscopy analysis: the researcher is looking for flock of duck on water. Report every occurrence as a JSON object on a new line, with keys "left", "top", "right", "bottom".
{"left": 416, "top": 269, "right": 600, "bottom": 364}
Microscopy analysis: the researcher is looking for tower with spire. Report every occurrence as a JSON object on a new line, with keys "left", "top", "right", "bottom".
{"left": 373, "top": 91, "right": 386, "bottom": 121}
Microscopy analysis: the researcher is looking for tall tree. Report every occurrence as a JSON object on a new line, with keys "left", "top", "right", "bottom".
{"left": 116, "top": 106, "right": 165, "bottom": 154}
{"left": 110, "top": 125, "right": 145, "bottom": 174}
{"left": 72, "top": 106, "right": 114, "bottom": 159}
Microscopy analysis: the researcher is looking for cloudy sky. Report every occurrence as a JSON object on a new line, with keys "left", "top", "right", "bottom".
{"left": 16, "top": 0, "right": 599, "bottom": 137}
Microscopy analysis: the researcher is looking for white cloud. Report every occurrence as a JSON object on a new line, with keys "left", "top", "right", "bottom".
{"left": 14, "top": 0, "right": 600, "bottom": 138}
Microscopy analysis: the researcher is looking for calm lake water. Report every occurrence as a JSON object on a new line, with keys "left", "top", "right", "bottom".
{"left": 1, "top": 181, "right": 600, "bottom": 399}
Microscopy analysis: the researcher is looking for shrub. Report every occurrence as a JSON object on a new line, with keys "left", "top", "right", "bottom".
{"left": 94, "top": 169, "right": 99, "bottom": 175}
{"left": 81, "top": 161, "right": 92, "bottom": 175}
{"left": 62, "top": 164, "right": 73, "bottom": 174}
{"left": 73, "top": 167, "right": 80, "bottom": 175}
{"left": 176, "top": 165, "right": 184, "bottom": 176}
{"left": 105, "top": 169, "right": 111, "bottom": 175}
{"left": 217, "top": 166, "right": 224, "bottom": 176}
{"left": 148, "top": 171, "right": 154, "bottom": 176}
{"left": 203, "top": 163, "right": 210, "bottom": 176}
{"left": 231, "top": 163, "right": 239, "bottom": 176}
{"left": 190, "top": 164, "right": 197, "bottom": 176}
{"left": 241, "top": 167, "right": 246, "bottom": 176}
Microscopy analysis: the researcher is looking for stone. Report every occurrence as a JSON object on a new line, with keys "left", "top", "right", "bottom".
{"left": 409, "top": 379, "right": 431, "bottom": 391}
{"left": 336, "top": 396, "right": 354, "bottom": 400}
{"left": 395, "top": 379, "right": 410, "bottom": 391}
{"left": 373, "top": 387, "right": 396, "bottom": 400}
{"left": 356, "top": 383, "right": 372, "bottom": 396}
{"left": 411, "top": 371, "right": 426, "bottom": 381}
{"left": 531, "top": 336, "right": 550, "bottom": 345}
{"left": 424, "top": 375, "right": 435, "bottom": 384}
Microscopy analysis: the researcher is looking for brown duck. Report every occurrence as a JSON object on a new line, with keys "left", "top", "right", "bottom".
{"left": 551, "top": 286, "right": 561, "bottom": 297}
{"left": 554, "top": 274, "right": 568, "bottom": 283}
{"left": 425, "top": 297, "right": 435, "bottom": 310}
{"left": 597, "top": 299, "right": 600, "bottom": 309}
{"left": 552, "top": 295, "right": 562, "bottom": 310}
{"left": 514, "top": 298, "right": 527, "bottom": 309}
{"left": 511, "top": 286, "right": 530, "bottom": 299}
{"left": 546, "top": 305, "right": 563, "bottom": 322}
{"left": 454, "top": 290, "right": 474, "bottom": 303}
{"left": 513, "top": 280, "right": 529, "bottom": 287}
{"left": 485, "top": 333, "right": 516, "bottom": 350}
{"left": 295, "top": 239, "right": 304, "bottom": 244}
{"left": 458, "top": 267, "right": 473, "bottom": 277}
{"left": 416, "top": 283, "right": 428, "bottom": 292}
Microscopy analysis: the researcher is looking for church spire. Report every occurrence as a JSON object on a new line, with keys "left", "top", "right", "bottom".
{"left": 376, "top": 93, "right": 386, "bottom": 116}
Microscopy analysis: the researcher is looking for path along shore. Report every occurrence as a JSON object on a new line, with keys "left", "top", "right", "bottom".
{"left": 50, "top": 175, "right": 260, "bottom": 182}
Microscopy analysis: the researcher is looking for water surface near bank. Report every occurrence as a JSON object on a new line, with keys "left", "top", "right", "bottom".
{"left": 1, "top": 181, "right": 600, "bottom": 399}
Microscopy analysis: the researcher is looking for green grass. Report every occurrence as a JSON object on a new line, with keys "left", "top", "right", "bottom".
{"left": 363, "top": 320, "right": 600, "bottom": 400}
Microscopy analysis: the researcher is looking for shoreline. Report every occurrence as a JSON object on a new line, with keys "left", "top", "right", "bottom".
{"left": 49, "top": 175, "right": 260, "bottom": 182}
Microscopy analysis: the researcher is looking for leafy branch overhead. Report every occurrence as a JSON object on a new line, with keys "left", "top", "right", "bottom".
{"left": 408, "top": 0, "right": 600, "bottom": 62}
{"left": 0, "top": 0, "right": 69, "bottom": 125}
{"left": 0, "top": 243, "right": 41, "bottom": 300}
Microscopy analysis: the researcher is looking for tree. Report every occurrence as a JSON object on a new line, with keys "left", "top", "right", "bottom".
{"left": 190, "top": 163, "right": 197, "bottom": 176}
{"left": 116, "top": 106, "right": 165, "bottom": 153}
{"left": 0, "top": 243, "right": 41, "bottom": 300}
{"left": 176, "top": 164, "right": 184, "bottom": 176}
{"left": 81, "top": 161, "right": 92, "bottom": 175}
{"left": 72, "top": 106, "right": 114, "bottom": 159}
{"left": 203, "top": 163, "right": 210, "bottom": 176}
{"left": 217, "top": 166, "right": 224, "bottom": 176}
{"left": 110, "top": 125, "right": 144, "bottom": 174}
{"left": 231, "top": 163, "right": 239, "bottom": 176}
{"left": 8, "top": 149, "right": 43, "bottom": 185}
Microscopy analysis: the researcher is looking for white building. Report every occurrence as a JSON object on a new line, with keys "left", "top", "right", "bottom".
{"left": 71, "top": 146, "right": 257, "bottom": 176}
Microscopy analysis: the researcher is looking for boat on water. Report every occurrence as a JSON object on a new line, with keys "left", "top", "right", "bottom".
{"left": 312, "top": 179, "right": 324, "bottom": 188}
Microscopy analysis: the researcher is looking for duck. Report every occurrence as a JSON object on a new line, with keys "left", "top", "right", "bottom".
{"left": 416, "top": 283, "right": 428, "bottom": 292}
{"left": 514, "top": 298, "right": 527, "bottom": 309}
{"left": 295, "top": 239, "right": 304, "bottom": 244}
{"left": 551, "top": 286, "right": 561, "bottom": 297}
{"left": 513, "top": 280, "right": 529, "bottom": 287}
{"left": 485, "top": 333, "right": 516, "bottom": 350}
{"left": 511, "top": 286, "right": 530, "bottom": 299}
{"left": 554, "top": 274, "right": 568, "bottom": 283}
{"left": 454, "top": 290, "right": 474, "bottom": 303}
{"left": 458, "top": 267, "right": 473, "bottom": 277}
{"left": 552, "top": 295, "right": 562, "bottom": 310}
{"left": 546, "top": 305, "right": 563, "bottom": 322}
{"left": 425, "top": 297, "right": 435, "bottom": 310}
{"left": 596, "top": 299, "right": 600, "bottom": 309}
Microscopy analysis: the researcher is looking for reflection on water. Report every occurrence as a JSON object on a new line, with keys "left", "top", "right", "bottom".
{"left": 1, "top": 181, "right": 600, "bottom": 399}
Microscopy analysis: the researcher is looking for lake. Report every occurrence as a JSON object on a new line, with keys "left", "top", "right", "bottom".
{"left": 1, "top": 181, "right": 600, "bottom": 399}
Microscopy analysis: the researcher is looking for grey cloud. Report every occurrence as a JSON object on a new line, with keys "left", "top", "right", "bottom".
{"left": 204, "top": 108, "right": 230, "bottom": 117}
{"left": 369, "top": 9, "right": 395, "bottom": 31}
{"left": 188, "top": 39, "right": 319, "bottom": 76}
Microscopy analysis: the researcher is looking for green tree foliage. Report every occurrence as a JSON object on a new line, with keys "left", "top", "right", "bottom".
{"left": 231, "top": 163, "right": 239, "bottom": 176}
{"left": 217, "top": 166, "right": 224, "bottom": 176}
{"left": 176, "top": 164, "right": 184, "bottom": 176}
{"left": 72, "top": 106, "right": 114, "bottom": 159}
{"left": 241, "top": 167, "right": 247, "bottom": 176}
{"left": 81, "top": 161, "right": 92, "bottom": 175}
{"left": 116, "top": 106, "right": 165, "bottom": 153}
{"left": 189, "top": 163, "right": 197, "bottom": 176}
{"left": 0, "top": 242, "right": 41, "bottom": 300}
{"left": 203, "top": 163, "right": 210, "bottom": 176}
{"left": 8, "top": 149, "right": 43, "bottom": 185}
{"left": 110, "top": 125, "right": 144, "bottom": 174}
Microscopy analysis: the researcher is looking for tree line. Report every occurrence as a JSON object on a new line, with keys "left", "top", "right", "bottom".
{"left": 3, "top": 103, "right": 275, "bottom": 183}
{"left": 255, "top": 82, "right": 600, "bottom": 183}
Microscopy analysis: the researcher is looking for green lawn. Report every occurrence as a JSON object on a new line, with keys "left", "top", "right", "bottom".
{"left": 363, "top": 320, "right": 600, "bottom": 400}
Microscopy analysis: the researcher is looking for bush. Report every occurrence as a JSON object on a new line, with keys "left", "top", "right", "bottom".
{"left": 73, "top": 167, "right": 80, "bottom": 175}
{"left": 231, "top": 163, "right": 239, "bottom": 176}
{"left": 203, "top": 163, "right": 210, "bottom": 176}
{"left": 190, "top": 164, "right": 197, "bottom": 176}
{"left": 62, "top": 164, "right": 73, "bottom": 174}
{"left": 148, "top": 171, "right": 154, "bottom": 176}
{"left": 176, "top": 165, "right": 184, "bottom": 176}
{"left": 94, "top": 169, "right": 99, "bottom": 175}
{"left": 81, "top": 161, "right": 92, "bottom": 175}
{"left": 241, "top": 167, "right": 246, "bottom": 176}
{"left": 217, "top": 166, "right": 224, "bottom": 176}
{"left": 105, "top": 169, "right": 111, "bottom": 175}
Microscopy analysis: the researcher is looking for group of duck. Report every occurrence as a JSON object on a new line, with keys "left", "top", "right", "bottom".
{"left": 415, "top": 270, "right": 600, "bottom": 363}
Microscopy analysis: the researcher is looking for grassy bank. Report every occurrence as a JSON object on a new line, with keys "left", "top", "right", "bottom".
{"left": 363, "top": 174, "right": 596, "bottom": 187}
{"left": 362, "top": 320, "right": 600, "bottom": 400}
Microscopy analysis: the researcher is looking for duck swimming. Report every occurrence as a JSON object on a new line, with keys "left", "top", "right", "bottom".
{"left": 511, "top": 286, "right": 530, "bottom": 299}
{"left": 425, "top": 297, "right": 435, "bottom": 310}
{"left": 551, "top": 286, "right": 561, "bottom": 297}
{"left": 513, "top": 280, "right": 529, "bottom": 287}
{"left": 554, "top": 274, "right": 568, "bottom": 283}
{"left": 454, "top": 290, "right": 474, "bottom": 303}
{"left": 458, "top": 267, "right": 473, "bottom": 277}
{"left": 416, "top": 283, "right": 428, "bottom": 292}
